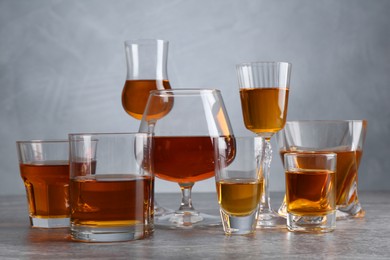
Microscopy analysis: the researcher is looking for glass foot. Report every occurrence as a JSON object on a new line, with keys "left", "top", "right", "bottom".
{"left": 277, "top": 199, "right": 287, "bottom": 218}
{"left": 257, "top": 209, "right": 286, "bottom": 229}
{"left": 155, "top": 212, "right": 221, "bottom": 229}
{"left": 30, "top": 217, "right": 70, "bottom": 228}
{"left": 336, "top": 201, "right": 365, "bottom": 220}
{"left": 154, "top": 203, "right": 174, "bottom": 217}
{"left": 279, "top": 197, "right": 366, "bottom": 220}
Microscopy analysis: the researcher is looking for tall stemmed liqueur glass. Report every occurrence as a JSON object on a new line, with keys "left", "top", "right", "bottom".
{"left": 139, "top": 89, "right": 235, "bottom": 228}
{"left": 236, "top": 61, "right": 291, "bottom": 228}
{"left": 121, "top": 39, "right": 172, "bottom": 216}
{"left": 121, "top": 39, "right": 171, "bottom": 120}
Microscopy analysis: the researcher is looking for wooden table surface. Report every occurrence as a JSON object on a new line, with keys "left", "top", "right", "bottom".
{"left": 0, "top": 192, "right": 389, "bottom": 259}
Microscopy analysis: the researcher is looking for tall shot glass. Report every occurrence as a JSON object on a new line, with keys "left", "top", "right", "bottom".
{"left": 214, "top": 136, "right": 266, "bottom": 235}
{"left": 69, "top": 133, "right": 153, "bottom": 242}
{"left": 284, "top": 152, "right": 336, "bottom": 233}
{"left": 16, "top": 140, "right": 70, "bottom": 228}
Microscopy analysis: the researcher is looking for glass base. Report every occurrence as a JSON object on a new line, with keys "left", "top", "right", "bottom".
{"left": 30, "top": 217, "right": 69, "bottom": 228}
{"left": 70, "top": 223, "right": 150, "bottom": 242}
{"left": 287, "top": 211, "right": 336, "bottom": 233}
{"left": 336, "top": 201, "right": 365, "bottom": 220}
{"left": 277, "top": 199, "right": 288, "bottom": 218}
{"left": 220, "top": 209, "right": 257, "bottom": 235}
{"left": 257, "top": 208, "right": 286, "bottom": 229}
{"left": 278, "top": 197, "right": 365, "bottom": 220}
{"left": 155, "top": 211, "right": 221, "bottom": 229}
{"left": 154, "top": 203, "right": 174, "bottom": 217}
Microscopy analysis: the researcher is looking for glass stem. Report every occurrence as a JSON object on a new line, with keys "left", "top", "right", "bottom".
{"left": 178, "top": 183, "right": 196, "bottom": 212}
{"left": 147, "top": 122, "right": 155, "bottom": 134}
{"left": 147, "top": 122, "right": 169, "bottom": 214}
{"left": 260, "top": 138, "right": 273, "bottom": 212}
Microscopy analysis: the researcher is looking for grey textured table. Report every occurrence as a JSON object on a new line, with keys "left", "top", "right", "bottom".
{"left": 0, "top": 192, "right": 389, "bottom": 259}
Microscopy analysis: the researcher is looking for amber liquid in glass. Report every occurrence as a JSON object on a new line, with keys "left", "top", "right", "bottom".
{"left": 217, "top": 179, "right": 263, "bottom": 216}
{"left": 70, "top": 160, "right": 97, "bottom": 177}
{"left": 280, "top": 150, "right": 361, "bottom": 206}
{"left": 121, "top": 79, "right": 172, "bottom": 120}
{"left": 286, "top": 169, "right": 335, "bottom": 216}
{"left": 239, "top": 88, "right": 289, "bottom": 135}
{"left": 153, "top": 136, "right": 235, "bottom": 183}
{"left": 70, "top": 174, "right": 153, "bottom": 227}
{"left": 20, "top": 161, "right": 70, "bottom": 218}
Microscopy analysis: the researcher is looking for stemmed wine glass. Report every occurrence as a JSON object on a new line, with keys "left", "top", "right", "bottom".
{"left": 236, "top": 61, "right": 291, "bottom": 228}
{"left": 121, "top": 39, "right": 172, "bottom": 216}
{"left": 139, "top": 89, "right": 235, "bottom": 228}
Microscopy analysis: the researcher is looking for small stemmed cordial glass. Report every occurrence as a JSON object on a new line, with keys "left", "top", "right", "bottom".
{"left": 236, "top": 61, "right": 291, "bottom": 228}
{"left": 121, "top": 39, "right": 172, "bottom": 217}
{"left": 139, "top": 89, "right": 235, "bottom": 228}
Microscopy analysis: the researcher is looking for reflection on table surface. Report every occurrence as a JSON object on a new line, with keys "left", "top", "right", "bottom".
{"left": 0, "top": 192, "right": 389, "bottom": 259}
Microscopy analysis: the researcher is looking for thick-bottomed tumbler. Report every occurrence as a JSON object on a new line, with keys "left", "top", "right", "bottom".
{"left": 69, "top": 133, "right": 153, "bottom": 242}
{"left": 17, "top": 140, "right": 70, "bottom": 228}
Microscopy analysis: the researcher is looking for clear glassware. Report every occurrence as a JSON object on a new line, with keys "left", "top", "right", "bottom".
{"left": 276, "top": 120, "right": 367, "bottom": 219}
{"left": 139, "top": 89, "right": 235, "bottom": 228}
{"left": 16, "top": 140, "right": 70, "bottom": 228}
{"left": 236, "top": 61, "right": 292, "bottom": 228}
{"left": 214, "top": 136, "right": 266, "bottom": 235}
{"left": 68, "top": 133, "right": 153, "bottom": 242}
{"left": 284, "top": 152, "right": 336, "bottom": 233}
{"left": 121, "top": 39, "right": 171, "bottom": 120}
{"left": 121, "top": 39, "right": 172, "bottom": 216}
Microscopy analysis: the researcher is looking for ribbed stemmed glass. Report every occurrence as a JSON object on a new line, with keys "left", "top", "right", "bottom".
{"left": 236, "top": 61, "right": 291, "bottom": 228}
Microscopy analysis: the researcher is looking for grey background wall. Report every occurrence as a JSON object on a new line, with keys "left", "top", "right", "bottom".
{"left": 1, "top": 0, "right": 389, "bottom": 195}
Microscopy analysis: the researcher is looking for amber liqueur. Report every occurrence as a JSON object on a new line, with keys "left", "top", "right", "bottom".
{"left": 20, "top": 160, "right": 70, "bottom": 218}
{"left": 152, "top": 136, "right": 236, "bottom": 184}
{"left": 70, "top": 174, "right": 153, "bottom": 227}
{"left": 240, "top": 88, "right": 289, "bottom": 134}
{"left": 286, "top": 169, "right": 335, "bottom": 216}
{"left": 121, "top": 79, "right": 171, "bottom": 120}
{"left": 280, "top": 150, "right": 361, "bottom": 205}
{"left": 217, "top": 178, "right": 263, "bottom": 216}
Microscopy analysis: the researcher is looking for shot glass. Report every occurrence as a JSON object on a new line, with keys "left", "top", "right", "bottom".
{"left": 214, "top": 136, "right": 265, "bottom": 235}
{"left": 69, "top": 133, "right": 153, "bottom": 242}
{"left": 16, "top": 140, "right": 70, "bottom": 228}
{"left": 284, "top": 152, "right": 336, "bottom": 233}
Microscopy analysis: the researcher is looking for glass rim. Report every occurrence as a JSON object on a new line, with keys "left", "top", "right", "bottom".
{"left": 16, "top": 139, "right": 68, "bottom": 144}
{"left": 236, "top": 61, "right": 291, "bottom": 68}
{"left": 149, "top": 88, "right": 221, "bottom": 96}
{"left": 124, "top": 39, "right": 168, "bottom": 45}
{"left": 284, "top": 152, "right": 337, "bottom": 159}
{"left": 215, "top": 135, "right": 261, "bottom": 139}
{"left": 285, "top": 119, "right": 367, "bottom": 124}
{"left": 68, "top": 132, "right": 148, "bottom": 138}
